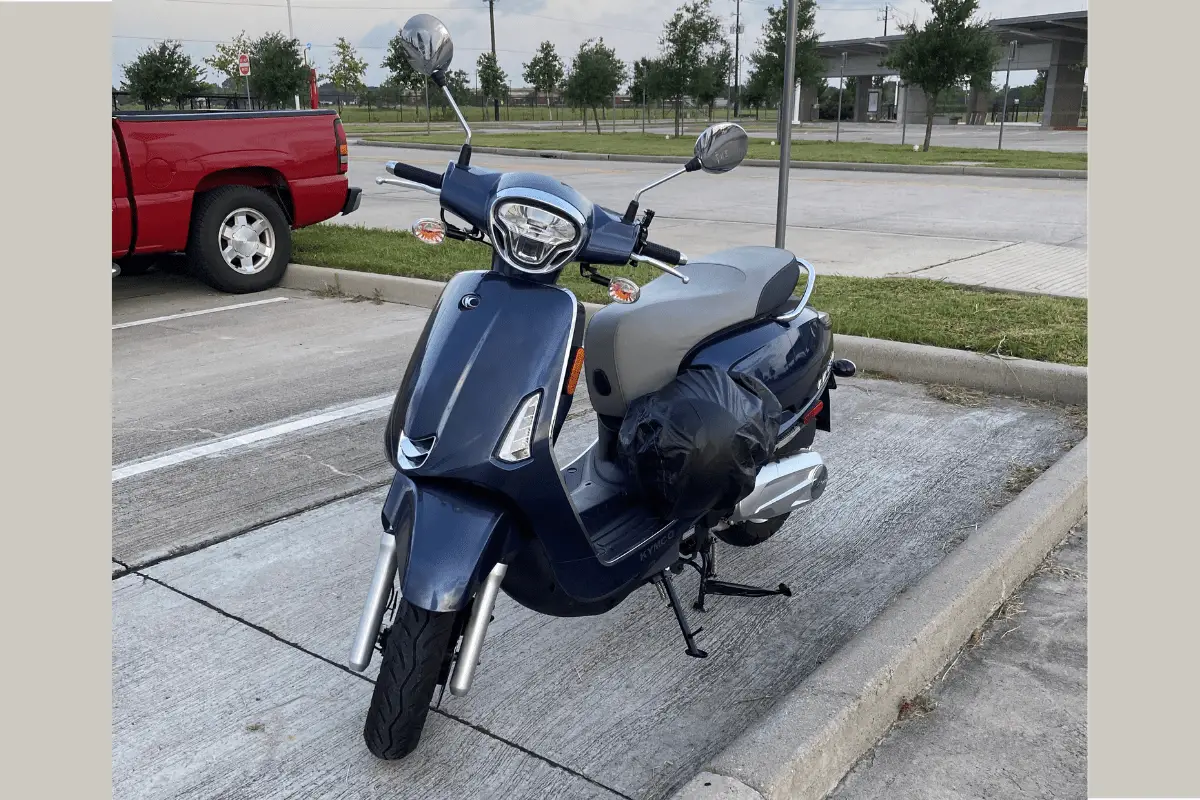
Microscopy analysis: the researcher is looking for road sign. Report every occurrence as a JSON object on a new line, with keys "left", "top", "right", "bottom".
{"left": 238, "top": 53, "right": 251, "bottom": 77}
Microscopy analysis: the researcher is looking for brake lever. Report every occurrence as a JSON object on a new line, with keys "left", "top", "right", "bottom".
{"left": 630, "top": 253, "right": 690, "bottom": 284}
{"left": 375, "top": 176, "right": 441, "bottom": 198}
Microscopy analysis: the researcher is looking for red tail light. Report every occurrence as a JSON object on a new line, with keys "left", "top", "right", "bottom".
{"left": 334, "top": 118, "right": 349, "bottom": 174}
{"left": 801, "top": 400, "right": 824, "bottom": 426}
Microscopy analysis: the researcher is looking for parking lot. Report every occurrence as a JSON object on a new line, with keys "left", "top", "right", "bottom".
{"left": 113, "top": 272, "right": 1085, "bottom": 798}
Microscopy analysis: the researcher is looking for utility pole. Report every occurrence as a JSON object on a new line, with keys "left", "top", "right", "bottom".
{"left": 733, "top": 0, "right": 742, "bottom": 117}
{"left": 486, "top": 0, "right": 499, "bottom": 122}
{"left": 880, "top": 4, "right": 889, "bottom": 36}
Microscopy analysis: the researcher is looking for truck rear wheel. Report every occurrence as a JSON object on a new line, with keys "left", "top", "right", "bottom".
{"left": 188, "top": 185, "right": 291, "bottom": 294}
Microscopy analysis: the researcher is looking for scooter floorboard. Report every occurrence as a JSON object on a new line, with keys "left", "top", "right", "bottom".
{"left": 580, "top": 494, "right": 672, "bottom": 565}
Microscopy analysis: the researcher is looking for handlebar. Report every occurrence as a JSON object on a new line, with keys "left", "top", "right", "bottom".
{"left": 386, "top": 161, "right": 443, "bottom": 189}
{"left": 638, "top": 241, "right": 686, "bottom": 267}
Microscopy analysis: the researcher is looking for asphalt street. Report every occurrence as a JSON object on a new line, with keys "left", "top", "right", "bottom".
{"left": 337, "top": 144, "right": 1088, "bottom": 296}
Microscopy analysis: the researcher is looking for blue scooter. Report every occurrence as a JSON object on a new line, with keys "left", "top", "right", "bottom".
{"left": 348, "top": 14, "right": 857, "bottom": 760}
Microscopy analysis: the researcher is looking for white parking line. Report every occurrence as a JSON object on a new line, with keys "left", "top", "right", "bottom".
{"left": 112, "top": 297, "right": 288, "bottom": 330}
{"left": 112, "top": 394, "right": 394, "bottom": 482}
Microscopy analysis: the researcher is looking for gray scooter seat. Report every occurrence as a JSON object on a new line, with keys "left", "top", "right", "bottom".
{"left": 583, "top": 245, "right": 800, "bottom": 419}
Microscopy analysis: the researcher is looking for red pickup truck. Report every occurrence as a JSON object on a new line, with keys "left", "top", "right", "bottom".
{"left": 112, "top": 109, "right": 361, "bottom": 293}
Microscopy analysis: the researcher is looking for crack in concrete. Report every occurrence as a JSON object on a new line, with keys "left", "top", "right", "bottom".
{"left": 296, "top": 453, "right": 369, "bottom": 483}
{"left": 121, "top": 569, "right": 634, "bottom": 800}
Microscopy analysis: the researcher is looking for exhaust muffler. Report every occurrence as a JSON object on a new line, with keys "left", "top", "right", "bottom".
{"left": 728, "top": 451, "right": 827, "bottom": 524}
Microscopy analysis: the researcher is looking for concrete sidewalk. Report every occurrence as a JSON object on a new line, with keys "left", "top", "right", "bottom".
{"left": 828, "top": 518, "right": 1087, "bottom": 800}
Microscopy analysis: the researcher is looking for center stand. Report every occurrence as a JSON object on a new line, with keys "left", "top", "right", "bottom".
{"left": 656, "top": 524, "right": 793, "bottom": 659}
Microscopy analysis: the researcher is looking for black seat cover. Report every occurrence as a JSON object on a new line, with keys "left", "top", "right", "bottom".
{"left": 584, "top": 246, "right": 801, "bottom": 418}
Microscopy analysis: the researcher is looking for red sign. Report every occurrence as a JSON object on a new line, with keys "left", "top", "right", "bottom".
{"left": 237, "top": 53, "right": 251, "bottom": 77}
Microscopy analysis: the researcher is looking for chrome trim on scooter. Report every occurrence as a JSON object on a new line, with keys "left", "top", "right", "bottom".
{"left": 448, "top": 562, "right": 508, "bottom": 696}
{"left": 348, "top": 531, "right": 400, "bottom": 672}
{"left": 776, "top": 257, "right": 817, "bottom": 322}
{"left": 727, "top": 451, "right": 827, "bottom": 524}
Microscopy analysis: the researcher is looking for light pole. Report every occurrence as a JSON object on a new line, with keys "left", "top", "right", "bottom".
{"left": 774, "top": 0, "right": 798, "bottom": 249}
{"left": 836, "top": 52, "right": 846, "bottom": 143}
{"left": 998, "top": 40, "right": 1018, "bottom": 150}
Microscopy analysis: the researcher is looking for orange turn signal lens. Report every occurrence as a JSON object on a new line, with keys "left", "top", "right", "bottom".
{"left": 608, "top": 277, "right": 640, "bottom": 304}
{"left": 565, "top": 348, "right": 585, "bottom": 395}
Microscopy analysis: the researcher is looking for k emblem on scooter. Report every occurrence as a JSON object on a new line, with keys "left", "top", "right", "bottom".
{"left": 459, "top": 294, "right": 480, "bottom": 310}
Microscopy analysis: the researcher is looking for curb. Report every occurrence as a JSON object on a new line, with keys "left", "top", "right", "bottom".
{"left": 672, "top": 437, "right": 1089, "bottom": 800}
{"left": 281, "top": 263, "right": 1086, "bottom": 405}
{"left": 352, "top": 139, "right": 1087, "bottom": 181}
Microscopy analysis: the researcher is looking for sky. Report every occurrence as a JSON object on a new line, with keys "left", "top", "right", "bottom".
{"left": 111, "top": 0, "right": 1088, "bottom": 92}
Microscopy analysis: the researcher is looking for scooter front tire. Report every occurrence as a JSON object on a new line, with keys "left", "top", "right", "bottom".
{"left": 363, "top": 599, "right": 458, "bottom": 760}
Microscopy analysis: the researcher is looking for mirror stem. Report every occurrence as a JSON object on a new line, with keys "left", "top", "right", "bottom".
{"left": 633, "top": 166, "right": 687, "bottom": 204}
{"left": 433, "top": 73, "right": 472, "bottom": 148}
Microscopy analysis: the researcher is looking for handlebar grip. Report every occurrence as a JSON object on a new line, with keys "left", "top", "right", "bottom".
{"left": 386, "top": 161, "right": 444, "bottom": 189}
{"left": 639, "top": 241, "right": 684, "bottom": 266}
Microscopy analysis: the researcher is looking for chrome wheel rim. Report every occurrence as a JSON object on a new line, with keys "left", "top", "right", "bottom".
{"left": 219, "top": 207, "right": 275, "bottom": 275}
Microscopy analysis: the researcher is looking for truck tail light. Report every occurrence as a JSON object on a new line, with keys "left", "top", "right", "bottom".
{"left": 334, "top": 118, "right": 349, "bottom": 174}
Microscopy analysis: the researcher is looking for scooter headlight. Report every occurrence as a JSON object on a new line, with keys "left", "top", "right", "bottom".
{"left": 489, "top": 196, "right": 584, "bottom": 274}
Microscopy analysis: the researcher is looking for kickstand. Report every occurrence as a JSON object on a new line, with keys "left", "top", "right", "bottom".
{"left": 654, "top": 572, "right": 708, "bottom": 659}
{"left": 693, "top": 524, "right": 792, "bottom": 612}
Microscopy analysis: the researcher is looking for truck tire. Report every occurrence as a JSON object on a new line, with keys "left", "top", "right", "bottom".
{"left": 187, "top": 185, "right": 291, "bottom": 294}
{"left": 363, "top": 600, "right": 458, "bottom": 760}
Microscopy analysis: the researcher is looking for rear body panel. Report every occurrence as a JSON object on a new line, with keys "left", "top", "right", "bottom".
{"left": 111, "top": 110, "right": 350, "bottom": 256}
{"left": 685, "top": 305, "right": 834, "bottom": 422}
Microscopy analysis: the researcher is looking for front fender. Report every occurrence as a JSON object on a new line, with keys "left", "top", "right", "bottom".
{"left": 381, "top": 472, "right": 512, "bottom": 613}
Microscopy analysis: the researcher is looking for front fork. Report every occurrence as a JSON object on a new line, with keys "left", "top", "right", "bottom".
{"left": 347, "top": 530, "right": 507, "bottom": 698}
{"left": 348, "top": 532, "right": 399, "bottom": 673}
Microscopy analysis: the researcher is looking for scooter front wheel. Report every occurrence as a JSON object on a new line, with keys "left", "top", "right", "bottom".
{"left": 363, "top": 599, "right": 458, "bottom": 760}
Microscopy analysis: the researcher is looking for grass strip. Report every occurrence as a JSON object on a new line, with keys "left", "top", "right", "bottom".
{"left": 356, "top": 132, "right": 1086, "bottom": 171}
{"left": 293, "top": 224, "right": 1087, "bottom": 366}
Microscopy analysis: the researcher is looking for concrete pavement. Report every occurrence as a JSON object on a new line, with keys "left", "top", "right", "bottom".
{"left": 340, "top": 144, "right": 1088, "bottom": 298}
{"left": 828, "top": 519, "right": 1087, "bottom": 800}
{"left": 112, "top": 277, "right": 1086, "bottom": 798}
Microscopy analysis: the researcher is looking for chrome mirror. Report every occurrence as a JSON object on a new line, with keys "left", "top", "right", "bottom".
{"left": 399, "top": 14, "right": 454, "bottom": 77}
{"left": 693, "top": 122, "right": 749, "bottom": 174}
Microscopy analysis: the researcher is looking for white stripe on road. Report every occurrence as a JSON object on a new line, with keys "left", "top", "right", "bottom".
{"left": 112, "top": 297, "right": 288, "bottom": 330}
{"left": 112, "top": 394, "right": 394, "bottom": 482}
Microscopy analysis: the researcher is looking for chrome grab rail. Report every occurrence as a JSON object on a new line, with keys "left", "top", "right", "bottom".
{"left": 776, "top": 257, "right": 816, "bottom": 322}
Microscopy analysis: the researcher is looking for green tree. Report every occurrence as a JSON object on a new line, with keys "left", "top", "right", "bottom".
{"left": 522, "top": 41, "right": 565, "bottom": 114}
{"left": 563, "top": 37, "right": 627, "bottom": 134}
{"left": 121, "top": 40, "right": 206, "bottom": 109}
{"left": 325, "top": 37, "right": 368, "bottom": 110}
{"left": 693, "top": 42, "right": 732, "bottom": 120}
{"left": 657, "top": 0, "right": 725, "bottom": 136}
{"left": 249, "top": 32, "right": 309, "bottom": 109}
{"left": 743, "top": 2, "right": 821, "bottom": 132}
{"left": 204, "top": 30, "right": 254, "bottom": 97}
{"left": 884, "top": 0, "right": 997, "bottom": 150}
{"left": 476, "top": 52, "right": 508, "bottom": 116}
